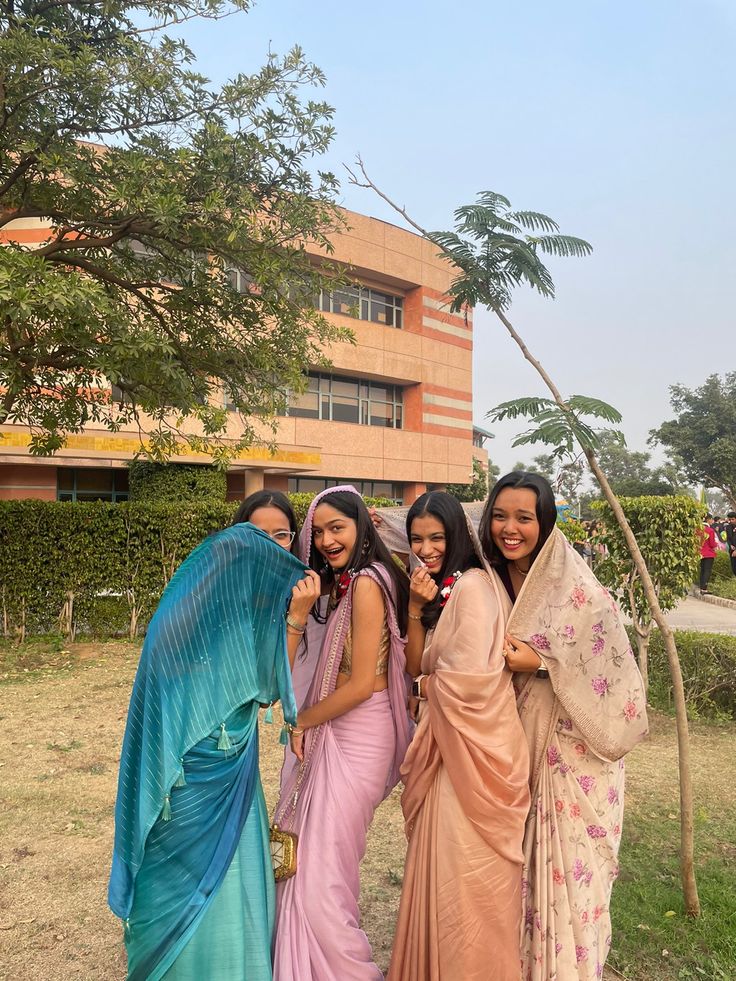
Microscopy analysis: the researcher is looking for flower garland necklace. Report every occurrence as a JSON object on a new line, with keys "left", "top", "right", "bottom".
{"left": 439, "top": 570, "right": 462, "bottom": 607}
{"left": 332, "top": 568, "right": 356, "bottom": 604}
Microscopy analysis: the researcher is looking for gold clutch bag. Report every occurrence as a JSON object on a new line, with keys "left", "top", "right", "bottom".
{"left": 269, "top": 823, "right": 298, "bottom": 882}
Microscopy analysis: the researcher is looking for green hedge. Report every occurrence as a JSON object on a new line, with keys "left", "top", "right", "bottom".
{"left": 711, "top": 549, "right": 733, "bottom": 581}
{"left": 0, "top": 494, "right": 395, "bottom": 640}
{"left": 636, "top": 627, "right": 736, "bottom": 721}
{"left": 128, "top": 462, "right": 227, "bottom": 502}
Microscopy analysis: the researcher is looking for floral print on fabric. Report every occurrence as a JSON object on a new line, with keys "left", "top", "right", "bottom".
{"left": 520, "top": 715, "right": 624, "bottom": 981}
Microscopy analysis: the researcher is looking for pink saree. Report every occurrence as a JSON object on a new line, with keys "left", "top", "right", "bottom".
{"left": 388, "top": 569, "right": 531, "bottom": 981}
{"left": 273, "top": 487, "right": 412, "bottom": 981}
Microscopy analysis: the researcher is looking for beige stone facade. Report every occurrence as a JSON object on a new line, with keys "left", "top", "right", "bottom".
{"left": 1, "top": 208, "right": 484, "bottom": 505}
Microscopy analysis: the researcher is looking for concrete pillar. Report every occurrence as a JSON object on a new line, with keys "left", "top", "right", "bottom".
{"left": 403, "top": 482, "right": 427, "bottom": 506}
{"left": 244, "top": 468, "right": 265, "bottom": 496}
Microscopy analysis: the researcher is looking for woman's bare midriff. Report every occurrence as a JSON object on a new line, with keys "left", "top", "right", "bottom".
{"left": 336, "top": 672, "right": 389, "bottom": 693}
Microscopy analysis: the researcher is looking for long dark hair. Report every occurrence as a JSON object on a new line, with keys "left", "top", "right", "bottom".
{"left": 232, "top": 490, "right": 299, "bottom": 555}
{"left": 406, "top": 491, "right": 480, "bottom": 630}
{"left": 479, "top": 471, "right": 557, "bottom": 570}
{"left": 308, "top": 490, "right": 408, "bottom": 634}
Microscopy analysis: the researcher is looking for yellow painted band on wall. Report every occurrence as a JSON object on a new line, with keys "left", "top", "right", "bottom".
{"left": 0, "top": 430, "right": 321, "bottom": 467}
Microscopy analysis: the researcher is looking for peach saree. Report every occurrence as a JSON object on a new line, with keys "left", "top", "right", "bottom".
{"left": 387, "top": 569, "right": 530, "bottom": 981}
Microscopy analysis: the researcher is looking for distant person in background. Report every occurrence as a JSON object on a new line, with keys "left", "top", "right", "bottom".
{"left": 727, "top": 512, "right": 736, "bottom": 576}
{"left": 699, "top": 514, "right": 718, "bottom": 593}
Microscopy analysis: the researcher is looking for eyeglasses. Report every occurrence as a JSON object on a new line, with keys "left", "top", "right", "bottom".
{"left": 269, "top": 530, "right": 297, "bottom": 546}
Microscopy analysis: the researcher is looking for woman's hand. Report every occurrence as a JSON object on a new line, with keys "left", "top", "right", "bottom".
{"left": 368, "top": 506, "right": 383, "bottom": 528}
{"left": 503, "top": 633, "right": 543, "bottom": 673}
{"left": 409, "top": 566, "right": 438, "bottom": 616}
{"left": 289, "top": 727, "right": 305, "bottom": 762}
{"left": 408, "top": 694, "right": 420, "bottom": 722}
{"left": 288, "top": 570, "right": 322, "bottom": 625}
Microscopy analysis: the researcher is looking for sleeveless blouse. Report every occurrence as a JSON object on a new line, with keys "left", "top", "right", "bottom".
{"left": 338, "top": 619, "right": 390, "bottom": 676}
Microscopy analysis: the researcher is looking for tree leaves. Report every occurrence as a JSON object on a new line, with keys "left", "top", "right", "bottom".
{"left": 427, "top": 192, "right": 592, "bottom": 312}
{"left": 650, "top": 373, "right": 736, "bottom": 507}
{"left": 487, "top": 394, "right": 624, "bottom": 460}
{"left": 0, "top": 1, "right": 344, "bottom": 458}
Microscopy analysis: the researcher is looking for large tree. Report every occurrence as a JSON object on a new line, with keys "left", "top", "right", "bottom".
{"left": 651, "top": 373, "right": 736, "bottom": 508}
{"left": 0, "top": 0, "right": 346, "bottom": 459}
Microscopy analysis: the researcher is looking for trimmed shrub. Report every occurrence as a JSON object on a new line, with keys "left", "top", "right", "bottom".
{"left": 0, "top": 494, "right": 398, "bottom": 640}
{"left": 639, "top": 628, "right": 736, "bottom": 721}
{"left": 711, "top": 549, "right": 733, "bottom": 582}
{"left": 128, "top": 462, "right": 226, "bottom": 503}
{"left": 556, "top": 518, "right": 586, "bottom": 545}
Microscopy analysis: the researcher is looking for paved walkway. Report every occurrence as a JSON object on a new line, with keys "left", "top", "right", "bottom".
{"left": 665, "top": 595, "right": 736, "bottom": 636}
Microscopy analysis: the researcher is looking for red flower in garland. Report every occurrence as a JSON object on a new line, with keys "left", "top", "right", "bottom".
{"left": 439, "top": 571, "right": 462, "bottom": 607}
{"left": 334, "top": 569, "right": 355, "bottom": 602}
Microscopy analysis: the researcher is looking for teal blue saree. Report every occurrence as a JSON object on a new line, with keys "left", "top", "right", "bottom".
{"left": 109, "top": 523, "right": 303, "bottom": 980}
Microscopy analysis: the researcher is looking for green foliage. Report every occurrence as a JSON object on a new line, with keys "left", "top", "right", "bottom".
{"left": 427, "top": 191, "right": 592, "bottom": 313}
{"left": 711, "top": 549, "right": 733, "bottom": 581}
{"left": 446, "top": 457, "right": 490, "bottom": 502}
{"left": 128, "top": 462, "right": 226, "bottom": 502}
{"left": 0, "top": 0, "right": 348, "bottom": 460}
{"left": 651, "top": 373, "right": 736, "bottom": 508}
{"left": 594, "top": 431, "right": 688, "bottom": 497}
{"left": 641, "top": 628, "right": 736, "bottom": 721}
{"left": 592, "top": 496, "right": 703, "bottom": 623}
{"left": 709, "top": 576, "right": 736, "bottom": 601}
{"left": 556, "top": 518, "right": 586, "bottom": 544}
{"left": 0, "top": 500, "right": 233, "bottom": 639}
{"left": 0, "top": 493, "right": 399, "bottom": 638}
{"left": 489, "top": 397, "right": 623, "bottom": 459}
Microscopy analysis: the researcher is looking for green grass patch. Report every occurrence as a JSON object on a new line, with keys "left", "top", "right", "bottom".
{"left": 709, "top": 577, "right": 736, "bottom": 601}
{"left": 610, "top": 792, "right": 736, "bottom": 978}
{"left": 0, "top": 635, "right": 79, "bottom": 682}
{"left": 0, "top": 636, "right": 139, "bottom": 683}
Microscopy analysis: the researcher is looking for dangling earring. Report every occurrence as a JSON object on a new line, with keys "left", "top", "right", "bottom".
{"left": 361, "top": 540, "right": 369, "bottom": 554}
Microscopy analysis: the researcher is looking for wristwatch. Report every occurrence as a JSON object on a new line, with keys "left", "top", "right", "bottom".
{"left": 536, "top": 655, "right": 550, "bottom": 680}
{"left": 411, "top": 676, "right": 427, "bottom": 699}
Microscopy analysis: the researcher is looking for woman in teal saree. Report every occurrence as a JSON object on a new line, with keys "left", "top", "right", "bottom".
{"left": 109, "top": 520, "right": 313, "bottom": 980}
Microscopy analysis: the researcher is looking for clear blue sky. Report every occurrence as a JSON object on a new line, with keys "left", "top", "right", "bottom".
{"left": 177, "top": 0, "right": 736, "bottom": 474}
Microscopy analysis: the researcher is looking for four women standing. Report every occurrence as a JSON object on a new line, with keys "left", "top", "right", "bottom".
{"left": 111, "top": 475, "right": 647, "bottom": 981}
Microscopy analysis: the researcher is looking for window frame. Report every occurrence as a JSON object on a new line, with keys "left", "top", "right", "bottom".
{"left": 286, "top": 372, "right": 403, "bottom": 429}
{"left": 317, "top": 284, "right": 403, "bottom": 329}
{"left": 57, "top": 468, "right": 129, "bottom": 503}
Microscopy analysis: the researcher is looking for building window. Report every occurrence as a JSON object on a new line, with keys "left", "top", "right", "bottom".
{"left": 287, "top": 477, "right": 403, "bottom": 503}
{"left": 57, "top": 468, "right": 129, "bottom": 503}
{"left": 225, "top": 267, "right": 253, "bottom": 293}
{"left": 286, "top": 372, "right": 402, "bottom": 429}
{"left": 317, "top": 285, "right": 403, "bottom": 329}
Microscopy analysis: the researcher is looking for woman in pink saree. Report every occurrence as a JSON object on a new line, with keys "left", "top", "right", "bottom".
{"left": 481, "top": 472, "right": 649, "bottom": 981}
{"left": 272, "top": 486, "right": 411, "bottom": 981}
{"left": 387, "top": 491, "right": 530, "bottom": 981}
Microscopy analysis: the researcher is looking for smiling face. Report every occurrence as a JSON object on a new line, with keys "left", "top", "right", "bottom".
{"left": 409, "top": 514, "right": 447, "bottom": 577}
{"left": 248, "top": 505, "right": 295, "bottom": 550}
{"left": 312, "top": 502, "right": 358, "bottom": 571}
{"left": 490, "top": 487, "right": 541, "bottom": 568}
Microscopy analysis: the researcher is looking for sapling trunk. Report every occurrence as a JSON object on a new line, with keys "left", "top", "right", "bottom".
{"left": 347, "top": 163, "right": 701, "bottom": 916}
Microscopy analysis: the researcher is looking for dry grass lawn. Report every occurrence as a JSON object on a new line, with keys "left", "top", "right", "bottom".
{"left": 1, "top": 640, "right": 734, "bottom": 980}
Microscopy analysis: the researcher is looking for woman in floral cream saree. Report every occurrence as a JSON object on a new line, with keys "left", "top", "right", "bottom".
{"left": 481, "top": 471, "right": 649, "bottom": 981}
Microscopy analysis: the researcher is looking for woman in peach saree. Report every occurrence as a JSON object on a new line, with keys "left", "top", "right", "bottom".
{"left": 387, "top": 492, "right": 530, "bottom": 981}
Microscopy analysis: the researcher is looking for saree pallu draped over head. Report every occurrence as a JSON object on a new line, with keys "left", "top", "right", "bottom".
{"left": 508, "top": 528, "right": 648, "bottom": 797}
{"left": 108, "top": 523, "right": 304, "bottom": 981}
